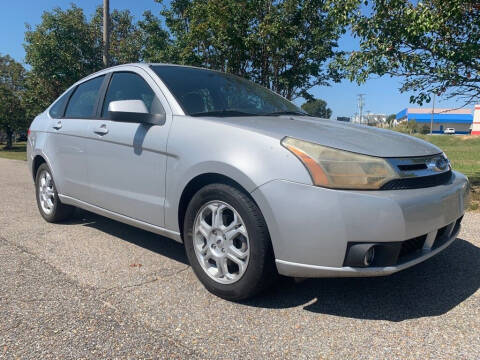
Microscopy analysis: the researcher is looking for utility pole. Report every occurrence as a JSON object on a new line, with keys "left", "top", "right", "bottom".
{"left": 357, "top": 94, "right": 366, "bottom": 124}
{"left": 103, "top": 0, "right": 110, "bottom": 68}
{"left": 430, "top": 93, "right": 436, "bottom": 135}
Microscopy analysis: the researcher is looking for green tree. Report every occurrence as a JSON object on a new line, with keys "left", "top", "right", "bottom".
{"left": 335, "top": 0, "right": 480, "bottom": 105}
{"left": 24, "top": 5, "right": 102, "bottom": 115}
{"left": 420, "top": 124, "right": 430, "bottom": 135}
{"left": 301, "top": 99, "right": 332, "bottom": 118}
{"left": 0, "top": 55, "right": 26, "bottom": 149}
{"left": 386, "top": 114, "right": 396, "bottom": 126}
{"left": 138, "top": 11, "right": 171, "bottom": 62}
{"left": 407, "top": 119, "right": 418, "bottom": 134}
{"left": 91, "top": 8, "right": 145, "bottom": 65}
{"left": 158, "top": 0, "right": 346, "bottom": 100}
{"left": 23, "top": 5, "right": 154, "bottom": 119}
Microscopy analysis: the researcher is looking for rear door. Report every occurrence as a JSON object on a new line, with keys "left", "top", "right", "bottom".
{"left": 46, "top": 75, "right": 105, "bottom": 200}
{"left": 84, "top": 69, "right": 171, "bottom": 227}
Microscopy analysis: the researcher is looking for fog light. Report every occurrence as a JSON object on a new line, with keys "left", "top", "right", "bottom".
{"left": 363, "top": 246, "right": 375, "bottom": 266}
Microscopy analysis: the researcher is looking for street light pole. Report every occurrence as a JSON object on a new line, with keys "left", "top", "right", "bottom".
{"left": 103, "top": 0, "right": 110, "bottom": 68}
{"left": 357, "top": 94, "right": 366, "bottom": 124}
{"left": 430, "top": 93, "right": 436, "bottom": 135}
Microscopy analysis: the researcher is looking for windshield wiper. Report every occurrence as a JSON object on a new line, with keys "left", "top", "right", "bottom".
{"left": 263, "top": 111, "right": 311, "bottom": 117}
{"left": 189, "top": 110, "right": 259, "bottom": 117}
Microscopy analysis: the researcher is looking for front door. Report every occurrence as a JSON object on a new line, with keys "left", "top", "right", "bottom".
{"left": 85, "top": 70, "right": 170, "bottom": 227}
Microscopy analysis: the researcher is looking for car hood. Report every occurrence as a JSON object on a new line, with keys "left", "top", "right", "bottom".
{"left": 206, "top": 115, "right": 442, "bottom": 158}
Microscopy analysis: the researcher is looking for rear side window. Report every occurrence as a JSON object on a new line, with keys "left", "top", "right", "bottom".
{"left": 101, "top": 72, "right": 164, "bottom": 117}
{"left": 65, "top": 76, "right": 105, "bottom": 118}
{"left": 49, "top": 89, "right": 73, "bottom": 118}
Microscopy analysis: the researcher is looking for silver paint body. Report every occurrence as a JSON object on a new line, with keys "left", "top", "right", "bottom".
{"left": 27, "top": 63, "right": 470, "bottom": 278}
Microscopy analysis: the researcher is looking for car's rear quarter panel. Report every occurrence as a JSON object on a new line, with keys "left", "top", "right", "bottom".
{"left": 27, "top": 113, "right": 53, "bottom": 178}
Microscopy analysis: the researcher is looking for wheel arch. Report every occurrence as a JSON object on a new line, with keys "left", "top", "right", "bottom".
{"left": 30, "top": 152, "right": 60, "bottom": 193}
{"left": 177, "top": 172, "right": 265, "bottom": 241}
{"left": 32, "top": 154, "right": 47, "bottom": 180}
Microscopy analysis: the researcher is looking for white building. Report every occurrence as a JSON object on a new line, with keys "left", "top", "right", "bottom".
{"left": 351, "top": 113, "right": 387, "bottom": 125}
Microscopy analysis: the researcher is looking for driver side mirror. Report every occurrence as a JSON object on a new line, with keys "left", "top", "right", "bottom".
{"left": 108, "top": 100, "right": 166, "bottom": 125}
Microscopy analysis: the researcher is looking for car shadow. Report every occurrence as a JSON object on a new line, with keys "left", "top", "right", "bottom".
{"left": 244, "top": 238, "right": 480, "bottom": 321}
{"left": 133, "top": 124, "right": 152, "bottom": 155}
{"left": 63, "top": 209, "right": 479, "bottom": 322}
{"left": 62, "top": 208, "right": 188, "bottom": 265}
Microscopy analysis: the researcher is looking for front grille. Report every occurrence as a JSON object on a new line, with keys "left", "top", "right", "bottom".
{"left": 398, "top": 235, "right": 426, "bottom": 260}
{"left": 380, "top": 171, "right": 452, "bottom": 190}
{"left": 397, "top": 163, "right": 427, "bottom": 171}
{"left": 343, "top": 216, "right": 462, "bottom": 268}
{"left": 433, "top": 216, "right": 463, "bottom": 249}
{"left": 436, "top": 224, "right": 449, "bottom": 240}
{"left": 452, "top": 216, "right": 463, "bottom": 234}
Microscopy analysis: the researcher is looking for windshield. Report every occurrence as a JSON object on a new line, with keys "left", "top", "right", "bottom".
{"left": 151, "top": 65, "right": 306, "bottom": 116}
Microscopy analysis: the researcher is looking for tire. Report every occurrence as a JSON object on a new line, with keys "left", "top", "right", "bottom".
{"left": 35, "top": 163, "right": 75, "bottom": 222}
{"left": 183, "top": 183, "right": 277, "bottom": 300}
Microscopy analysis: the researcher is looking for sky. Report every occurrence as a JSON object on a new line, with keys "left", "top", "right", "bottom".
{"left": 0, "top": 0, "right": 470, "bottom": 118}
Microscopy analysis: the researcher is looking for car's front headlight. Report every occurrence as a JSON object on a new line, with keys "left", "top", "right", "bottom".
{"left": 281, "top": 137, "right": 399, "bottom": 190}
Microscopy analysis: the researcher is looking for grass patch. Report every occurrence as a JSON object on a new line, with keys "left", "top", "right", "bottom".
{"left": 415, "top": 135, "right": 480, "bottom": 211}
{"left": 416, "top": 135, "right": 480, "bottom": 185}
{"left": 0, "top": 142, "right": 27, "bottom": 161}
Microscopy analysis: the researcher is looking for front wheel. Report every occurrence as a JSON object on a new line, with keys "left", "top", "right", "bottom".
{"left": 183, "top": 183, "right": 277, "bottom": 300}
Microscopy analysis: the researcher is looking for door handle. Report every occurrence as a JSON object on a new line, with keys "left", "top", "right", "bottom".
{"left": 94, "top": 124, "right": 109, "bottom": 135}
{"left": 52, "top": 121, "right": 62, "bottom": 130}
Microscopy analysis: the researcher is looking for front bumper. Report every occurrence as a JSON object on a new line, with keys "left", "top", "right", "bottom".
{"left": 251, "top": 171, "right": 470, "bottom": 278}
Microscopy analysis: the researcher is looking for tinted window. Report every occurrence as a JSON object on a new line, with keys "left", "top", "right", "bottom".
{"left": 49, "top": 89, "right": 73, "bottom": 118}
{"left": 151, "top": 65, "right": 303, "bottom": 116}
{"left": 65, "top": 76, "right": 105, "bottom": 118}
{"left": 102, "top": 72, "right": 164, "bottom": 117}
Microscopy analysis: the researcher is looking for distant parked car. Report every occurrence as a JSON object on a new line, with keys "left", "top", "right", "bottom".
{"left": 444, "top": 128, "right": 456, "bottom": 135}
{"left": 27, "top": 63, "right": 471, "bottom": 300}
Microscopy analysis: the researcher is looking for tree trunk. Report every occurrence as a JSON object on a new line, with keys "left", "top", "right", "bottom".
{"left": 5, "top": 129, "right": 13, "bottom": 150}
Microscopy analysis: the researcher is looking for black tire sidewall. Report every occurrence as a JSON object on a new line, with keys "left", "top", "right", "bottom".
{"left": 35, "top": 164, "right": 62, "bottom": 222}
{"left": 183, "top": 183, "right": 274, "bottom": 300}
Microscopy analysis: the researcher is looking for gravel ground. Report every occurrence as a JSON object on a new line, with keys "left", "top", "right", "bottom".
{"left": 0, "top": 157, "right": 479, "bottom": 359}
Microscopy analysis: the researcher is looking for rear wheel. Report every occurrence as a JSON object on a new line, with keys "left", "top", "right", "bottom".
{"left": 35, "top": 163, "right": 75, "bottom": 222}
{"left": 183, "top": 183, "right": 277, "bottom": 300}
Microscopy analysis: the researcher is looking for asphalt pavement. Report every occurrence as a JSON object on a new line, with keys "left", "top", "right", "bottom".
{"left": 0, "top": 157, "right": 479, "bottom": 359}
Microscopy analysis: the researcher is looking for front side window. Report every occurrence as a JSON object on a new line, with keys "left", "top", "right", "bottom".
{"left": 102, "top": 72, "right": 164, "bottom": 117}
{"left": 151, "top": 65, "right": 304, "bottom": 116}
{"left": 49, "top": 88, "right": 73, "bottom": 118}
{"left": 65, "top": 76, "right": 105, "bottom": 118}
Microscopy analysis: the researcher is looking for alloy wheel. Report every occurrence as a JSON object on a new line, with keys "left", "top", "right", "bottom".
{"left": 193, "top": 201, "right": 250, "bottom": 284}
{"left": 38, "top": 170, "right": 55, "bottom": 215}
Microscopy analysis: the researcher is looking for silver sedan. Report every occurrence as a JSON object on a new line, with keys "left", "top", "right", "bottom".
{"left": 27, "top": 63, "right": 470, "bottom": 300}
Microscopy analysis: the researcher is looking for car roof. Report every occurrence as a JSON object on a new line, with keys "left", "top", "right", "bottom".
{"left": 78, "top": 63, "right": 221, "bottom": 85}
{"left": 105, "top": 62, "right": 213, "bottom": 72}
